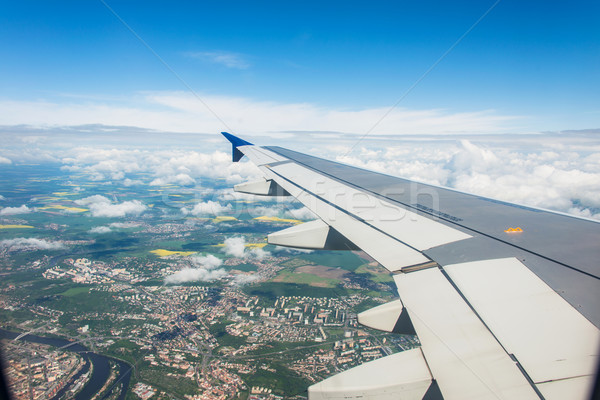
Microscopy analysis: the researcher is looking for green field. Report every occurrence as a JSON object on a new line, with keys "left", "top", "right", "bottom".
{"left": 271, "top": 270, "right": 339, "bottom": 288}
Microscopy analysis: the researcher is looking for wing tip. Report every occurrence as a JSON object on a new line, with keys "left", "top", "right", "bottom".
{"left": 221, "top": 132, "right": 253, "bottom": 162}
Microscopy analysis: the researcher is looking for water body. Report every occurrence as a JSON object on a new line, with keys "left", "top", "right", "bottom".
{"left": 0, "top": 329, "right": 132, "bottom": 400}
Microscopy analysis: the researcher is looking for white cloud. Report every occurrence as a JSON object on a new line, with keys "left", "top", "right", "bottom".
{"left": 186, "top": 51, "right": 250, "bottom": 69}
{"left": 0, "top": 238, "right": 65, "bottom": 251}
{"left": 74, "top": 195, "right": 111, "bottom": 206}
{"left": 123, "top": 178, "right": 143, "bottom": 186}
{"left": 223, "top": 236, "right": 246, "bottom": 258}
{"left": 0, "top": 205, "right": 33, "bottom": 216}
{"left": 0, "top": 156, "right": 11, "bottom": 164}
{"left": 165, "top": 267, "right": 227, "bottom": 284}
{"left": 109, "top": 222, "right": 138, "bottom": 228}
{"left": 232, "top": 274, "right": 260, "bottom": 286}
{"left": 164, "top": 253, "right": 227, "bottom": 284}
{"left": 75, "top": 195, "right": 147, "bottom": 217}
{"left": 187, "top": 200, "right": 232, "bottom": 216}
{"left": 248, "top": 247, "right": 270, "bottom": 261}
{"left": 221, "top": 236, "right": 271, "bottom": 260}
{"left": 150, "top": 173, "right": 195, "bottom": 186}
{"left": 285, "top": 207, "right": 317, "bottom": 220}
{"left": 89, "top": 226, "right": 112, "bottom": 234}
{"left": 273, "top": 245, "right": 314, "bottom": 254}
{"left": 190, "top": 254, "right": 223, "bottom": 269}
{"left": 0, "top": 195, "right": 5, "bottom": 200}
{"left": 0, "top": 92, "right": 522, "bottom": 136}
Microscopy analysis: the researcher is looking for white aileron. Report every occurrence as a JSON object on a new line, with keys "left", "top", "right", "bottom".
{"left": 394, "top": 269, "right": 539, "bottom": 399}
{"left": 308, "top": 348, "right": 432, "bottom": 400}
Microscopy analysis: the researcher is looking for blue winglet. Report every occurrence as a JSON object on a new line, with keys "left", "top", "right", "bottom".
{"left": 221, "top": 132, "right": 253, "bottom": 162}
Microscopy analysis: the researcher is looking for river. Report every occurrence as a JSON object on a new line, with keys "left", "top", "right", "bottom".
{"left": 0, "top": 328, "right": 132, "bottom": 400}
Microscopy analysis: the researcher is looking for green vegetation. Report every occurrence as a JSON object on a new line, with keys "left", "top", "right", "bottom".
{"left": 355, "top": 263, "right": 393, "bottom": 282}
{"left": 229, "top": 263, "right": 258, "bottom": 272}
{"left": 271, "top": 270, "right": 339, "bottom": 288}
{"left": 244, "top": 282, "right": 348, "bottom": 299}
{"left": 244, "top": 362, "right": 310, "bottom": 397}
{"left": 140, "top": 368, "right": 199, "bottom": 396}
{"left": 59, "top": 287, "right": 90, "bottom": 297}
{"left": 299, "top": 251, "right": 364, "bottom": 272}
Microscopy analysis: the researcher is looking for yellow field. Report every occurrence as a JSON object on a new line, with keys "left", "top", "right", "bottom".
{"left": 52, "top": 192, "right": 78, "bottom": 196}
{"left": 213, "top": 242, "right": 268, "bottom": 248}
{"left": 254, "top": 216, "right": 302, "bottom": 224}
{"left": 0, "top": 225, "right": 34, "bottom": 229}
{"left": 150, "top": 249, "right": 197, "bottom": 257}
{"left": 38, "top": 205, "right": 88, "bottom": 213}
{"left": 212, "top": 216, "right": 237, "bottom": 223}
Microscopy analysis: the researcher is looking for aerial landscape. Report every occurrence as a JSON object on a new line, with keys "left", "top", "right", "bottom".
{"left": 1, "top": 1, "right": 599, "bottom": 400}
{"left": 0, "top": 159, "right": 418, "bottom": 399}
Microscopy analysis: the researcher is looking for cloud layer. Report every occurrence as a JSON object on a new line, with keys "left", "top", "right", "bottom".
{"left": 0, "top": 92, "right": 522, "bottom": 136}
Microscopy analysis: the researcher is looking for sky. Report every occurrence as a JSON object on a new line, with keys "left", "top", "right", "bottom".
{"left": 0, "top": 0, "right": 598, "bottom": 135}
{"left": 1, "top": 1, "right": 600, "bottom": 219}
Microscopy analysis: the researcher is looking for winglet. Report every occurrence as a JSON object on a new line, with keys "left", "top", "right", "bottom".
{"left": 221, "top": 132, "right": 253, "bottom": 162}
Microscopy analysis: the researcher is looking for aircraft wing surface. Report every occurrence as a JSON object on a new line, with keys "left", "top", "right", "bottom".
{"left": 222, "top": 132, "right": 600, "bottom": 400}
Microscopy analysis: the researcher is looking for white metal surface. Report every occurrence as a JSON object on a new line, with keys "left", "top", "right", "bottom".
{"left": 537, "top": 376, "right": 595, "bottom": 400}
{"left": 239, "top": 145, "right": 287, "bottom": 165}
{"left": 268, "top": 162, "right": 471, "bottom": 251}
{"left": 357, "top": 299, "right": 404, "bottom": 332}
{"left": 234, "top": 179, "right": 273, "bottom": 195}
{"left": 445, "top": 258, "right": 599, "bottom": 389}
{"left": 267, "top": 219, "right": 329, "bottom": 249}
{"left": 308, "top": 348, "right": 432, "bottom": 400}
{"left": 394, "top": 269, "right": 539, "bottom": 400}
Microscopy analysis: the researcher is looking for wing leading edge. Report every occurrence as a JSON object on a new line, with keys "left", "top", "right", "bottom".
{"left": 221, "top": 132, "right": 600, "bottom": 400}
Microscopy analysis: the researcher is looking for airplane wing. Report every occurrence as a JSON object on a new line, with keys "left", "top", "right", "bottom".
{"left": 222, "top": 132, "right": 600, "bottom": 400}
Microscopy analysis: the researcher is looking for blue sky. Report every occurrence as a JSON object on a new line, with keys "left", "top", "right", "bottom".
{"left": 0, "top": 1, "right": 598, "bottom": 134}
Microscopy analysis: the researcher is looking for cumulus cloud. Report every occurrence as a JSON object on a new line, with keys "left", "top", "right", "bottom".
{"left": 109, "top": 222, "right": 138, "bottom": 228}
{"left": 0, "top": 195, "right": 5, "bottom": 200}
{"left": 0, "top": 156, "right": 12, "bottom": 164}
{"left": 75, "top": 195, "right": 147, "bottom": 217}
{"left": 223, "top": 236, "right": 246, "bottom": 258}
{"left": 222, "top": 236, "right": 271, "bottom": 260}
{"left": 232, "top": 274, "right": 260, "bottom": 286}
{"left": 89, "top": 226, "right": 112, "bottom": 234}
{"left": 186, "top": 200, "right": 232, "bottom": 216}
{"left": 190, "top": 254, "right": 223, "bottom": 269}
{"left": 165, "top": 267, "right": 227, "bottom": 284}
{"left": 150, "top": 173, "right": 195, "bottom": 186}
{"left": 285, "top": 207, "right": 317, "bottom": 220}
{"left": 0, "top": 238, "right": 65, "bottom": 251}
{"left": 248, "top": 247, "right": 270, "bottom": 261}
{"left": 165, "top": 253, "right": 226, "bottom": 284}
{"left": 332, "top": 138, "right": 600, "bottom": 219}
{"left": 0, "top": 205, "right": 33, "bottom": 216}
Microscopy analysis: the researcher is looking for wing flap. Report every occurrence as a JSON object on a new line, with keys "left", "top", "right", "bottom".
{"left": 308, "top": 348, "right": 433, "bottom": 400}
{"left": 445, "top": 257, "right": 600, "bottom": 384}
{"left": 394, "top": 269, "right": 540, "bottom": 399}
